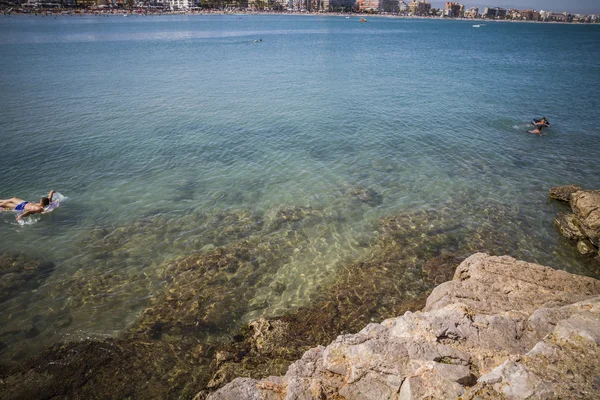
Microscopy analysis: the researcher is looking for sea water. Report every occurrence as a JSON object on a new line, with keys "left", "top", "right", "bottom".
{"left": 1, "top": 14, "right": 599, "bottom": 361}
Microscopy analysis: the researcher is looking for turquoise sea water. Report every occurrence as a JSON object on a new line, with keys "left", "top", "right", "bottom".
{"left": 1, "top": 14, "right": 599, "bottom": 361}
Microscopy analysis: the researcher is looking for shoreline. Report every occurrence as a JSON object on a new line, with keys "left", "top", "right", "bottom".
{"left": 3, "top": 9, "right": 599, "bottom": 25}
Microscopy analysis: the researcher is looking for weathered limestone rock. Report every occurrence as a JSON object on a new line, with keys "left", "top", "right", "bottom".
{"left": 553, "top": 213, "right": 586, "bottom": 241}
{"left": 208, "top": 254, "right": 600, "bottom": 400}
{"left": 425, "top": 253, "right": 600, "bottom": 315}
{"left": 548, "top": 185, "right": 582, "bottom": 202}
{"left": 464, "top": 297, "right": 600, "bottom": 399}
{"left": 577, "top": 238, "right": 597, "bottom": 255}
{"left": 475, "top": 360, "right": 554, "bottom": 399}
{"left": 570, "top": 190, "right": 600, "bottom": 246}
{"left": 551, "top": 188, "right": 600, "bottom": 256}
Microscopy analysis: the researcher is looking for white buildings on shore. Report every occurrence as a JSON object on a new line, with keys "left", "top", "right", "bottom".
{"left": 166, "top": 0, "right": 193, "bottom": 9}
{"left": 12, "top": 0, "right": 600, "bottom": 21}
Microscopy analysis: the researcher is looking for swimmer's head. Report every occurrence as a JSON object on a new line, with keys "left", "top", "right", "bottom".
{"left": 41, "top": 197, "right": 50, "bottom": 207}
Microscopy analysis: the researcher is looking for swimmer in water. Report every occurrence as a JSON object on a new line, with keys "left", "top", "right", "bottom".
{"left": 528, "top": 116, "right": 550, "bottom": 136}
{"left": 1, "top": 190, "right": 55, "bottom": 221}
{"left": 532, "top": 117, "right": 550, "bottom": 129}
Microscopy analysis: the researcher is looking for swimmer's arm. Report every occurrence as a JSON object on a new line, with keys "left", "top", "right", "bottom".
{"left": 16, "top": 211, "right": 33, "bottom": 221}
{"left": 48, "top": 190, "right": 55, "bottom": 201}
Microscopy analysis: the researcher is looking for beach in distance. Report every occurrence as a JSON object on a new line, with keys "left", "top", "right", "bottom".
{"left": 0, "top": 13, "right": 599, "bottom": 398}
{"left": 6, "top": 8, "right": 600, "bottom": 25}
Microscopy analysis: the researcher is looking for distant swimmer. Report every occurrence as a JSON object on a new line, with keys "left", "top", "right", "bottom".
{"left": 1, "top": 190, "right": 55, "bottom": 221}
{"left": 532, "top": 116, "right": 550, "bottom": 129}
{"left": 528, "top": 116, "right": 550, "bottom": 136}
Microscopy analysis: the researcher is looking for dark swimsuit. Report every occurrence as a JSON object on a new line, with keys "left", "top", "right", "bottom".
{"left": 14, "top": 201, "right": 28, "bottom": 211}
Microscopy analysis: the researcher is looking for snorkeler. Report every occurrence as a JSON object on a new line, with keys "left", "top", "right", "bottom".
{"left": 529, "top": 117, "right": 550, "bottom": 136}
{"left": 0, "top": 190, "right": 55, "bottom": 221}
{"left": 532, "top": 117, "right": 550, "bottom": 129}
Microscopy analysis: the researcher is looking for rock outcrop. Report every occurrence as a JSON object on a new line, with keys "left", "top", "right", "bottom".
{"left": 551, "top": 186, "right": 600, "bottom": 257}
{"left": 208, "top": 253, "right": 600, "bottom": 400}
{"left": 548, "top": 185, "right": 582, "bottom": 203}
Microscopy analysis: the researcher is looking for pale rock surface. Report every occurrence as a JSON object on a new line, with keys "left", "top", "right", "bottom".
{"left": 207, "top": 253, "right": 600, "bottom": 400}
{"left": 570, "top": 190, "right": 600, "bottom": 246}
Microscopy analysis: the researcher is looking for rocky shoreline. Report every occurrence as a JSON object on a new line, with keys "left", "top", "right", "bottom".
{"left": 209, "top": 253, "right": 600, "bottom": 400}
{"left": 1, "top": 186, "right": 599, "bottom": 399}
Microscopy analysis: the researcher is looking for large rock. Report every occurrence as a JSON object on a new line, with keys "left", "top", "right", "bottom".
{"left": 570, "top": 190, "right": 600, "bottom": 246}
{"left": 551, "top": 188, "right": 600, "bottom": 256}
{"left": 553, "top": 213, "right": 586, "bottom": 241}
{"left": 548, "top": 185, "right": 582, "bottom": 202}
{"left": 424, "top": 253, "right": 599, "bottom": 315}
{"left": 207, "top": 254, "right": 600, "bottom": 400}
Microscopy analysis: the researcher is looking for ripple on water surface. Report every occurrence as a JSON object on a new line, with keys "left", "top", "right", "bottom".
{"left": 0, "top": 16, "right": 599, "bottom": 365}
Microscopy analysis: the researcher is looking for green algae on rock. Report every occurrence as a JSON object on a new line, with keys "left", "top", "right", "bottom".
{"left": 0, "top": 337, "right": 216, "bottom": 400}
{"left": 0, "top": 253, "right": 55, "bottom": 304}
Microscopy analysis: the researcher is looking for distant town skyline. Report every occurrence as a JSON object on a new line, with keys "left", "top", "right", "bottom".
{"left": 430, "top": 0, "right": 600, "bottom": 15}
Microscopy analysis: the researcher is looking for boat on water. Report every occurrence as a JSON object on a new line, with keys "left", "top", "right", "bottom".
{"left": 472, "top": 24, "right": 481, "bottom": 28}
{"left": 360, "top": 18, "right": 367, "bottom": 22}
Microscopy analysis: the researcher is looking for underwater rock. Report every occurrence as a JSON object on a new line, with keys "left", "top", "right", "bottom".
{"left": 0, "top": 253, "right": 54, "bottom": 304}
{"left": 205, "top": 210, "right": 264, "bottom": 245}
{"left": 549, "top": 185, "right": 582, "bottom": 202}
{"left": 341, "top": 184, "right": 383, "bottom": 207}
{"left": 264, "top": 206, "right": 325, "bottom": 230}
{"left": 46, "top": 263, "right": 156, "bottom": 323}
{"left": 422, "top": 254, "right": 464, "bottom": 285}
{"left": 44, "top": 209, "right": 269, "bottom": 336}
{"left": 370, "top": 159, "right": 396, "bottom": 173}
{"left": 209, "top": 254, "right": 600, "bottom": 400}
{"left": 132, "top": 235, "right": 302, "bottom": 339}
{"left": 0, "top": 337, "right": 215, "bottom": 400}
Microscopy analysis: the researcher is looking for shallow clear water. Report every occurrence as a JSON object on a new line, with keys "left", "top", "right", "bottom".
{"left": 1, "top": 14, "right": 599, "bottom": 361}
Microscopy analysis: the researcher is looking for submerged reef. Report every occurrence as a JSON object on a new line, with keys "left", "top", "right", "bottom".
{"left": 0, "top": 253, "right": 54, "bottom": 304}
{"left": 1, "top": 194, "right": 598, "bottom": 399}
